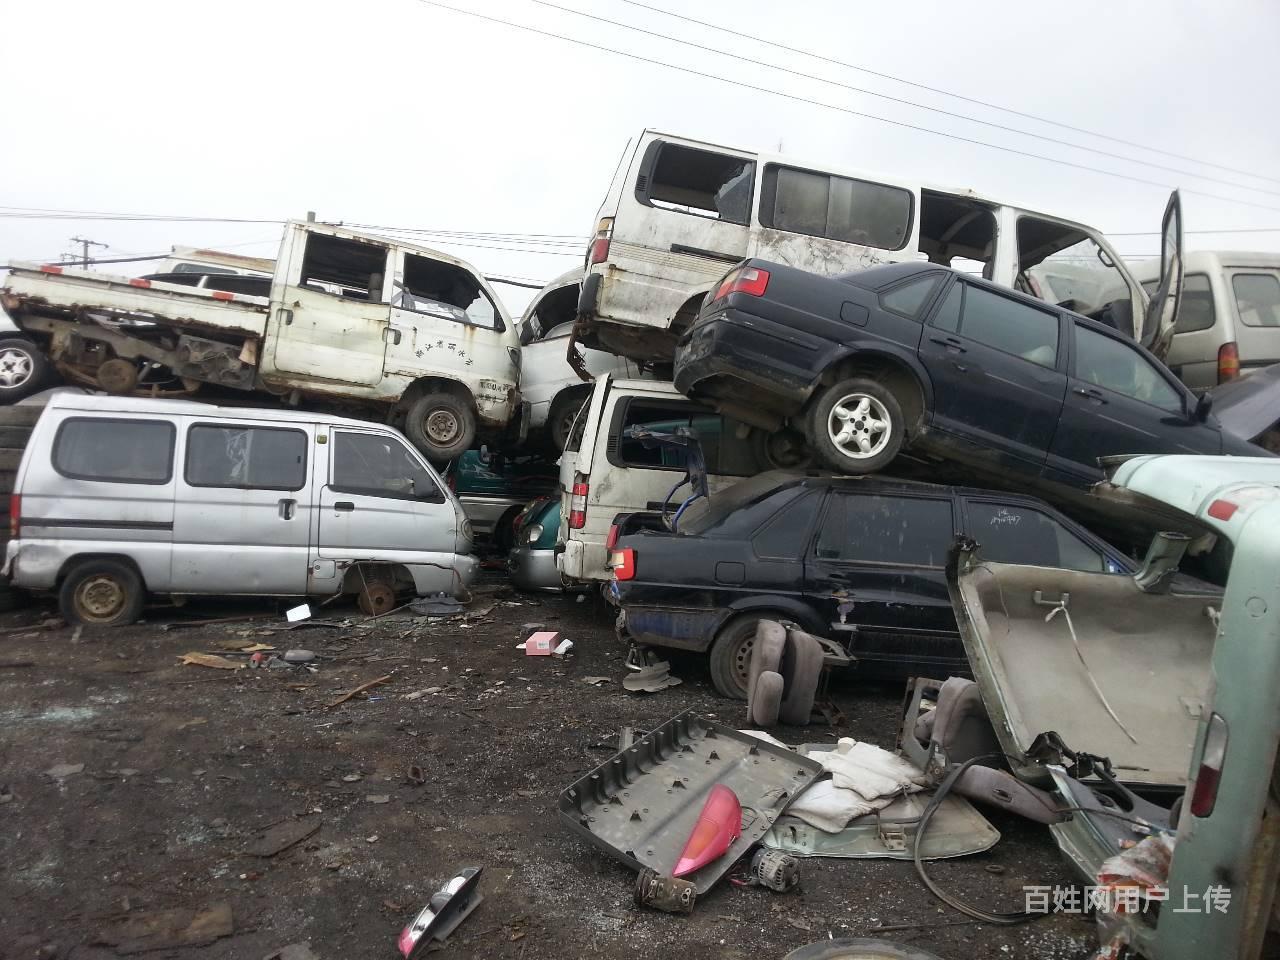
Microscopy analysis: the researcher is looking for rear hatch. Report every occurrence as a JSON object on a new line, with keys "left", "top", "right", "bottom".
{"left": 1227, "top": 265, "right": 1280, "bottom": 373}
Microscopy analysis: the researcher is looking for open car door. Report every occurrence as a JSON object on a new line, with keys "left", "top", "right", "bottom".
{"left": 1142, "top": 190, "right": 1184, "bottom": 359}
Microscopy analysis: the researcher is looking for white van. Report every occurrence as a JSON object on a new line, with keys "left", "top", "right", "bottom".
{"left": 518, "top": 270, "right": 642, "bottom": 450}
{"left": 574, "top": 129, "right": 1177, "bottom": 362}
{"left": 555, "top": 374, "right": 763, "bottom": 583}
{"left": 5, "top": 394, "right": 477, "bottom": 625}
{"left": 1131, "top": 251, "right": 1280, "bottom": 392}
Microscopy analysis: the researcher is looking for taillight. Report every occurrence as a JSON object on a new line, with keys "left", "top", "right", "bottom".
{"left": 1189, "top": 712, "right": 1228, "bottom": 818}
{"left": 9, "top": 493, "right": 19, "bottom": 539}
{"left": 1218, "top": 341, "right": 1240, "bottom": 383}
{"left": 713, "top": 266, "right": 770, "bottom": 302}
{"left": 588, "top": 217, "right": 613, "bottom": 265}
{"left": 605, "top": 524, "right": 620, "bottom": 550}
{"left": 1207, "top": 498, "right": 1238, "bottom": 521}
{"left": 673, "top": 784, "right": 742, "bottom": 877}
{"left": 610, "top": 547, "right": 636, "bottom": 581}
{"left": 568, "top": 475, "right": 588, "bottom": 529}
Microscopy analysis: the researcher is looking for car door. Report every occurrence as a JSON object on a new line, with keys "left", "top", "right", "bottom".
{"left": 316, "top": 428, "right": 455, "bottom": 566}
{"left": 1046, "top": 321, "right": 1217, "bottom": 486}
{"left": 1142, "top": 191, "right": 1184, "bottom": 359}
{"left": 170, "top": 418, "right": 313, "bottom": 595}
{"left": 960, "top": 497, "right": 1126, "bottom": 574}
{"left": 803, "top": 490, "right": 961, "bottom": 671}
{"left": 264, "top": 224, "right": 392, "bottom": 386}
{"left": 917, "top": 277, "right": 1068, "bottom": 475}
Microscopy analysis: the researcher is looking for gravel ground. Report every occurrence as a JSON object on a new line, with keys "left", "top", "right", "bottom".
{"left": 0, "top": 577, "right": 1101, "bottom": 960}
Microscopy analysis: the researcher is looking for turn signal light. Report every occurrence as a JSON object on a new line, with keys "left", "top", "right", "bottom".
{"left": 568, "top": 476, "right": 589, "bottom": 529}
{"left": 1218, "top": 342, "right": 1240, "bottom": 383}
{"left": 588, "top": 217, "right": 614, "bottom": 265}
{"left": 9, "top": 493, "right": 19, "bottom": 539}
{"left": 610, "top": 547, "right": 636, "bottom": 581}
{"left": 714, "top": 266, "right": 770, "bottom": 301}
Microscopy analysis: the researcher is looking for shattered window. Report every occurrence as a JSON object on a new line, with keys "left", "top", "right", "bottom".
{"left": 612, "top": 400, "right": 757, "bottom": 476}
{"left": 965, "top": 501, "right": 1106, "bottom": 572}
{"left": 641, "top": 142, "right": 755, "bottom": 224}
{"left": 761, "top": 164, "right": 912, "bottom": 251}
{"left": 298, "top": 232, "right": 389, "bottom": 302}
{"left": 53, "top": 418, "right": 174, "bottom": 484}
{"left": 332, "top": 431, "right": 440, "bottom": 501}
{"left": 815, "top": 494, "right": 952, "bottom": 566}
{"left": 185, "top": 424, "right": 307, "bottom": 491}
{"left": 395, "top": 254, "right": 503, "bottom": 332}
{"left": 1073, "top": 324, "right": 1183, "bottom": 412}
{"left": 1232, "top": 272, "right": 1280, "bottom": 328}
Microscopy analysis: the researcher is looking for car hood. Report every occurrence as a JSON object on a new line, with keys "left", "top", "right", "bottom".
{"left": 1208, "top": 362, "right": 1280, "bottom": 442}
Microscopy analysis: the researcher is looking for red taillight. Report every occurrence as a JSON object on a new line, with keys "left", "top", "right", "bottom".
{"left": 605, "top": 524, "right": 620, "bottom": 551}
{"left": 39, "top": 264, "right": 64, "bottom": 274}
{"left": 9, "top": 493, "right": 19, "bottom": 539}
{"left": 568, "top": 475, "right": 588, "bottom": 529}
{"left": 1190, "top": 712, "right": 1228, "bottom": 818}
{"left": 1218, "top": 342, "right": 1240, "bottom": 383}
{"left": 588, "top": 217, "right": 613, "bottom": 265}
{"left": 1207, "top": 499, "right": 1238, "bottom": 521}
{"left": 714, "top": 266, "right": 770, "bottom": 302}
{"left": 610, "top": 547, "right": 636, "bottom": 581}
{"left": 128, "top": 277, "right": 151, "bottom": 289}
{"left": 211, "top": 290, "right": 234, "bottom": 301}
{"left": 673, "top": 784, "right": 742, "bottom": 877}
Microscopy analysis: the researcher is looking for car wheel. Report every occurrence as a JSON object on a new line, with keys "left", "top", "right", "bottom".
{"left": 752, "top": 427, "right": 812, "bottom": 471}
{"left": 59, "top": 559, "right": 145, "bottom": 627}
{"left": 805, "top": 376, "right": 905, "bottom": 474}
{"left": 0, "top": 338, "right": 49, "bottom": 404}
{"left": 548, "top": 390, "right": 587, "bottom": 453}
{"left": 404, "top": 392, "right": 476, "bottom": 464}
{"left": 709, "top": 615, "right": 787, "bottom": 700}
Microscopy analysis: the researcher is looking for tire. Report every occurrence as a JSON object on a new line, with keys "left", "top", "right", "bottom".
{"left": 751, "top": 427, "right": 812, "bottom": 471}
{"left": 59, "top": 559, "right": 145, "bottom": 627}
{"left": 0, "top": 339, "right": 49, "bottom": 404}
{"left": 804, "top": 376, "right": 905, "bottom": 474}
{"left": 709, "top": 614, "right": 789, "bottom": 700}
{"left": 404, "top": 392, "right": 476, "bottom": 464}
{"left": 547, "top": 390, "right": 588, "bottom": 453}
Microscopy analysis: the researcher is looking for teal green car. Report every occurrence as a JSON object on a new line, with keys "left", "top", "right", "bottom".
{"left": 507, "top": 496, "right": 563, "bottom": 591}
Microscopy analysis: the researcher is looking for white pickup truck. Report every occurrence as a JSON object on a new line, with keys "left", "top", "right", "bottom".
{"left": 0, "top": 221, "right": 525, "bottom": 461}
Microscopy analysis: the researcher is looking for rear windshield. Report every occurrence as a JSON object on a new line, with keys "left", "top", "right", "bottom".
{"left": 681, "top": 471, "right": 806, "bottom": 535}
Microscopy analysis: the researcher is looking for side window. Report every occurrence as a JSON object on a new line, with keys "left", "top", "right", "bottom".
{"left": 814, "top": 494, "right": 953, "bottom": 566}
{"left": 929, "top": 281, "right": 962, "bottom": 333}
{"left": 53, "top": 418, "right": 175, "bottom": 484}
{"left": 332, "top": 431, "right": 442, "bottom": 501}
{"left": 752, "top": 489, "right": 820, "bottom": 559}
{"left": 966, "top": 501, "right": 1107, "bottom": 573}
{"left": 185, "top": 424, "right": 307, "bottom": 491}
{"left": 1149, "top": 274, "right": 1215, "bottom": 334}
{"left": 638, "top": 141, "right": 756, "bottom": 225}
{"left": 1073, "top": 324, "right": 1183, "bottom": 412}
{"left": 959, "top": 284, "right": 1060, "bottom": 369}
{"left": 1232, "top": 272, "right": 1280, "bottom": 328}
{"left": 879, "top": 274, "right": 941, "bottom": 319}
{"left": 394, "top": 254, "right": 502, "bottom": 331}
{"left": 298, "top": 232, "right": 389, "bottom": 302}
{"left": 612, "top": 401, "right": 758, "bottom": 476}
{"left": 760, "top": 164, "right": 912, "bottom": 251}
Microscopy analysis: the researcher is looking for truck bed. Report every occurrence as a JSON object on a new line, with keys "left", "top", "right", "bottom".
{"left": 2, "top": 262, "right": 269, "bottom": 339}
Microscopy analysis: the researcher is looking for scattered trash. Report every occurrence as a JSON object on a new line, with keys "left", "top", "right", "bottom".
{"left": 285, "top": 603, "right": 312, "bottom": 623}
{"left": 407, "top": 765, "right": 426, "bottom": 786}
{"left": 553, "top": 638, "right": 573, "bottom": 656}
{"left": 520, "top": 631, "right": 562, "bottom": 655}
{"left": 247, "top": 815, "right": 321, "bottom": 857}
{"left": 582, "top": 676, "right": 612, "bottom": 686}
{"left": 160, "top": 614, "right": 265, "bottom": 631}
{"left": 44, "top": 763, "right": 85, "bottom": 780}
{"left": 328, "top": 675, "right": 392, "bottom": 707}
{"left": 410, "top": 594, "right": 466, "bottom": 617}
{"left": 747, "top": 848, "right": 801, "bottom": 891}
{"left": 397, "top": 865, "right": 484, "bottom": 958}
{"left": 342, "top": 774, "right": 363, "bottom": 783}
{"left": 366, "top": 794, "right": 391, "bottom": 804}
{"left": 95, "top": 901, "right": 234, "bottom": 954}
{"left": 634, "top": 868, "right": 697, "bottom": 914}
{"left": 262, "top": 944, "right": 320, "bottom": 960}
{"left": 179, "top": 652, "right": 243, "bottom": 670}
{"left": 283, "top": 649, "right": 317, "bottom": 663}
{"left": 404, "top": 687, "right": 443, "bottom": 700}
{"left": 622, "top": 658, "right": 681, "bottom": 693}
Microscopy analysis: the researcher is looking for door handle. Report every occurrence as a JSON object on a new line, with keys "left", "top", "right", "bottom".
{"left": 1072, "top": 387, "right": 1107, "bottom": 403}
{"left": 334, "top": 501, "right": 355, "bottom": 512}
{"left": 928, "top": 335, "right": 966, "bottom": 353}
{"left": 278, "top": 498, "right": 297, "bottom": 520}
{"left": 278, "top": 307, "right": 294, "bottom": 326}
{"left": 383, "top": 326, "right": 403, "bottom": 345}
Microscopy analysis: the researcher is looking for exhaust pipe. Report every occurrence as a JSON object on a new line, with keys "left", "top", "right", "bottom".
{"left": 1134, "top": 531, "right": 1190, "bottom": 593}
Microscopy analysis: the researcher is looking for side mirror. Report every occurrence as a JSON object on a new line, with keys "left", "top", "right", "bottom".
{"left": 1194, "top": 393, "right": 1213, "bottom": 423}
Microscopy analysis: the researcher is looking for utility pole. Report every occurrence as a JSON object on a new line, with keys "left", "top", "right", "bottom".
{"left": 68, "top": 236, "right": 107, "bottom": 268}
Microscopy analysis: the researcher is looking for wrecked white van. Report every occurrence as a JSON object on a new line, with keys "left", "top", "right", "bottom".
{"left": 574, "top": 129, "right": 1177, "bottom": 363}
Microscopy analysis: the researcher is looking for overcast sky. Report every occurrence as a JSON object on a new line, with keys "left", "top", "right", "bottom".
{"left": 2, "top": 0, "right": 1278, "bottom": 315}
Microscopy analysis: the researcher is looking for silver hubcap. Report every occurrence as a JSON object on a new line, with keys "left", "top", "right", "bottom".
{"left": 0, "top": 348, "right": 33, "bottom": 389}
{"left": 425, "top": 409, "right": 460, "bottom": 444}
{"left": 828, "top": 393, "right": 891, "bottom": 459}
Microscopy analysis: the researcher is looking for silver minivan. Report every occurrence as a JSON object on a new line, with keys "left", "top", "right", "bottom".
{"left": 4, "top": 395, "right": 477, "bottom": 625}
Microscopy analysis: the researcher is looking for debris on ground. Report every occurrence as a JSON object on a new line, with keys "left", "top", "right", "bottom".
{"left": 179, "top": 652, "right": 243, "bottom": 670}
{"left": 285, "top": 603, "right": 312, "bottom": 623}
{"left": 44, "top": 762, "right": 84, "bottom": 780}
{"left": 328, "top": 675, "right": 392, "bottom": 707}
{"left": 397, "top": 865, "right": 483, "bottom": 958}
{"left": 95, "top": 901, "right": 234, "bottom": 954}
{"left": 622, "top": 658, "right": 681, "bottom": 693}
{"left": 248, "top": 815, "right": 322, "bottom": 857}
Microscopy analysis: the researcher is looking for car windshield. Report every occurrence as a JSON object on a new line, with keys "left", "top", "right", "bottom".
{"left": 680, "top": 469, "right": 808, "bottom": 535}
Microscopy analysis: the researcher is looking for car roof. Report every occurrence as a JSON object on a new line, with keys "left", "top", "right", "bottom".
{"left": 40, "top": 393, "right": 397, "bottom": 432}
{"left": 758, "top": 470, "right": 1085, "bottom": 513}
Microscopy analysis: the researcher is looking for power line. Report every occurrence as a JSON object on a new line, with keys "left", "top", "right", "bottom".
{"left": 410, "top": 0, "right": 1280, "bottom": 215}
{"left": 526, "top": 0, "right": 1280, "bottom": 198}
{"left": 1109, "top": 226, "right": 1280, "bottom": 236}
{"left": 615, "top": 0, "right": 1280, "bottom": 188}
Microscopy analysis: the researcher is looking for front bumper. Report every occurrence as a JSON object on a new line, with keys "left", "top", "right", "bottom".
{"left": 508, "top": 546, "right": 563, "bottom": 592}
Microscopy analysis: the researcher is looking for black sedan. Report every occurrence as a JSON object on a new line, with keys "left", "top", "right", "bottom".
{"left": 610, "top": 471, "right": 1146, "bottom": 699}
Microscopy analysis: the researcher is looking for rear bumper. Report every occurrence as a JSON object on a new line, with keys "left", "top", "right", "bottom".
{"left": 674, "top": 311, "right": 816, "bottom": 409}
{"left": 508, "top": 546, "right": 563, "bottom": 592}
{"left": 557, "top": 536, "right": 610, "bottom": 582}
{"left": 619, "top": 603, "right": 722, "bottom": 653}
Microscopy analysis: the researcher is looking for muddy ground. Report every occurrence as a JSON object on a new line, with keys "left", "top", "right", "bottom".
{"left": 1, "top": 573, "right": 1102, "bottom": 960}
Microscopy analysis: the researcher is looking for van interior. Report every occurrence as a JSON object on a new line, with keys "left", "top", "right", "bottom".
{"left": 520, "top": 282, "right": 579, "bottom": 345}
{"left": 918, "top": 190, "right": 998, "bottom": 277}
{"left": 1015, "top": 218, "right": 1137, "bottom": 336}
{"left": 642, "top": 143, "right": 755, "bottom": 225}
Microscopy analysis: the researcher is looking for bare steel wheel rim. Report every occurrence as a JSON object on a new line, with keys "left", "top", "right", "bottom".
{"left": 733, "top": 634, "right": 755, "bottom": 690}
{"left": 75, "top": 575, "right": 127, "bottom": 622}
{"left": 0, "top": 347, "right": 33, "bottom": 389}
{"left": 424, "top": 408, "right": 460, "bottom": 445}
{"left": 827, "top": 393, "right": 891, "bottom": 460}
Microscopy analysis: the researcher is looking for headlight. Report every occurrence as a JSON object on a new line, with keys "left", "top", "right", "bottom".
{"left": 521, "top": 523, "right": 544, "bottom": 545}
{"left": 461, "top": 517, "right": 474, "bottom": 543}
